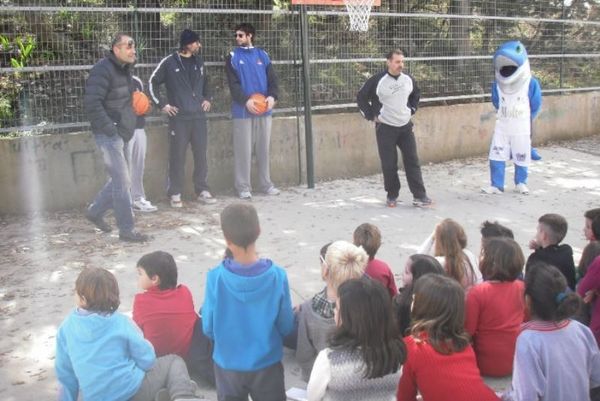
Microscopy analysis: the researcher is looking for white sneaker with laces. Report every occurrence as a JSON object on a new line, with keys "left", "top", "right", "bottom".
{"left": 197, "top": 190, "right": 217, "bottom": 204}
{"left": 239, "top": 191, "right": 252, "bottom": 200}
{"left": 170, "top": 194, "right": 183, "bottom": 208}
{"left": 481, "top": 186, "right": 503, "bottom": 194}
{"left": 265, "top": 186, "right": 280, "bottom": 196}
{"left": 515, "top": 183, "right": 530, "bottom": 194}
{"left": 133, "top": 198, "right": 157, "bottom": 212}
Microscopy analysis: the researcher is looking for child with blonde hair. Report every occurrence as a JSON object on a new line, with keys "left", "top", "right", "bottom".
{"left": 296, "top": 240, "right": 368, "bottom": 381}
{"left": 55, "top": 268, "right": 201, "bottom": 401}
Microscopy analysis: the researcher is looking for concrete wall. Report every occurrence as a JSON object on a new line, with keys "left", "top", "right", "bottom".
{"left": 1, "top": 92, "right": 599, "bottom": 214}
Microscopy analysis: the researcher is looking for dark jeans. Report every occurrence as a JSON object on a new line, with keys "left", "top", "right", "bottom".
{"left": 214, "top": 362, "right": 286, "bottom": 401}
{"left": 167, "top": 118, "right": 209, "bottom": 197}
{"left": 375, "top": 121, "right": 427, "bottom": 200}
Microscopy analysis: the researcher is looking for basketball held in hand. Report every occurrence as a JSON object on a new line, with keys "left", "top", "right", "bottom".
{"left": 132, "top": 91, "right": 151, "bottom": 116}
{"left": 249, "top": 93, "right": 269, "bottom": 115}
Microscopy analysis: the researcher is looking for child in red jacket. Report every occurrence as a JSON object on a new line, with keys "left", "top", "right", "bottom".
{"left": 133, "top": 251, "right": 198, "bottom": 358}
{"left": 397, "top": 274, "right": 499, "bottom": 401}
{"left": 465, "top": 237, "right": 526, "bottom": 377}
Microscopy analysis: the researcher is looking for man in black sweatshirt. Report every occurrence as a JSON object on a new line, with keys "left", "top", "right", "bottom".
{"left": 149, "top": 29, "right": 214, "bottom": 208}
{"left": 357, "top": 49, "right": 432, "bottom": 208}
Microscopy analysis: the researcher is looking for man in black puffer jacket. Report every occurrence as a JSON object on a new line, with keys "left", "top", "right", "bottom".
{"left": 83, "top": 33, "right": 148, "bottom": 243}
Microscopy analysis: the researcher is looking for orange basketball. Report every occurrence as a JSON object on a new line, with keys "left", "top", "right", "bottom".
{"left": 132, "top": 91, "right": 151, "bottom": 116}
{"left": 249, "top": 93, "right": 269, "bottom": 115}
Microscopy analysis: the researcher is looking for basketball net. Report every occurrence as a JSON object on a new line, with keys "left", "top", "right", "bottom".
{"left": 343, "top": 0, "right": 374, "bottom": 32}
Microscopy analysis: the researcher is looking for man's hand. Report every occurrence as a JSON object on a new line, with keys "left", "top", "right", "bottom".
{"left": 373, "top": 116, "right": 381, "bottom": 124}
{"left": 266, "top": 96, "right": 276, "bottom": 111}
{"left": 162, "top": 104, "right": 179, "bottom": 117}
{"left": 528, "top": 239, "right": 539, "bottom": 250}
{"left": 201, "top": 100, "right": 211, "bottom": 112}
{"left": 245, "top": 97, "right": 260, "bottom": 114}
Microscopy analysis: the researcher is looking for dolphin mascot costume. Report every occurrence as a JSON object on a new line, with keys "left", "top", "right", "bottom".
{"left": 482, "top": 41, "right": 542, "bottom": 195}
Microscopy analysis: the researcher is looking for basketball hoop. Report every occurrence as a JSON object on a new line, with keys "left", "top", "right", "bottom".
{"left": 343, "top": 0, "right": 374, "bottom": 32}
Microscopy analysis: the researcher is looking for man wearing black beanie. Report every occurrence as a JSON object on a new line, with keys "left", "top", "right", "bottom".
{"left": 149, "top": 29, "right": 215, "bottom": 208}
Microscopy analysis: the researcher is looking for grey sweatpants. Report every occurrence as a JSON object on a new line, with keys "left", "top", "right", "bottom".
{"left": 214, "top": 361, "right": 286, "bottom": 401}
{"left": 125, "top": 128, "right": 147, "bottom": 201}
{"left": 232, "top": 116, "right": 274, "bottom": 194}
{"left": 132, "top": 354, "right": 196, "bottom": 401}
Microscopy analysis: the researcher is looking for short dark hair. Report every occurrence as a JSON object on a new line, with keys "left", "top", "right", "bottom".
{"left": 137, "top": 251, "right": 178, "bottom": 290}
{"left": 408, "top": 254, "right": 445, "bottom": 281}
{"left": 220, "top": 203, "right": 260, "bottom": 249}
{"left": 235, "top": 23, "right": 256, "bottom": 38}
{"left": 525, "top": 263, "right": 581, "bottom": 322}
{"left": 480, "top": 220, "right": 514, "bottom": 239}
{"left": 584, "top": 208, "right": 600, "bottom": 220}
{"left": 353, "top": 223, "right": 381, "bottom": 260}
{"left": 479, "top": 237, "right": 524, "bottom": 281}
{"left": 538, "top": 213, "right": 568, "bottom": 244}
{"left": 330, "top": 278, "right": 406, "bottom": 379}
{"left": 76, "top": 268, "right": 120, "bottom": 313}
{"left": 386, "top": 49, "right": 404, "bottom": 60}
{"left": 410, "top": 274, "right": 470, "bottom": 354}
{"left": 578, "top": 241, "right": 600, "bottom": 278}
{"left": 111, "top": 32, "right": 131, "bottom": 49}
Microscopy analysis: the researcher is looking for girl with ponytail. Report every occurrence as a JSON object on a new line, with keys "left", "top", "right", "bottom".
{"left": 503, "top": 263, "right": 600, "bottom": 401}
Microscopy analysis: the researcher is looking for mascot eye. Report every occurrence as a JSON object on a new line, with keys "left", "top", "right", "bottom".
{"left": 516, "top": 45, "right": 523, "bottom": 53}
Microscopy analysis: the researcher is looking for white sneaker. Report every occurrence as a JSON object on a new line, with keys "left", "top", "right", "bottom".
{"left": 265, "top": 186, "right": 280, "bottom": 196}
{"left": 481, "top": 186, "right": 503, "bottom": 194}
{"left": 133, "top": 198, "right": 157, "bottom": 212}
{"left": 515, "top": 183, "right": 530, "bottom": 194}
{"left": 170, "top": 194, "right": 183, "bottom": 208}
{"left": 197, "top": 190, "right": 217, "bottom": 204}
{"left": 239, "top": 191, "right": 252, "bottom": 200}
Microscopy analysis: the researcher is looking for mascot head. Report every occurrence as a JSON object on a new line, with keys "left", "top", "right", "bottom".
{"left": 494, "top": 40, "right": 531, "bottom": 93}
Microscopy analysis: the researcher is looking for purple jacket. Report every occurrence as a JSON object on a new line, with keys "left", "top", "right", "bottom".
{"left": 577, "top": 255, "right": 600, "bottom": 345}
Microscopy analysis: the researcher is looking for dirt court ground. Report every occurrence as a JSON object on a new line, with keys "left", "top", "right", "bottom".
{"left": 1, "top": 135, "right": 599, "bottom": 401}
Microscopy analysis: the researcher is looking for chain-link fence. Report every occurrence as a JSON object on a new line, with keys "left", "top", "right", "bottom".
{"left": 1, "top": 0, "right": 599, "bottom": 134}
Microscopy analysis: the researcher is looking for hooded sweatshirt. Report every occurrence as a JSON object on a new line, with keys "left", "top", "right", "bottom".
{"left": 55, "top": 309, "right": 155, "bottom": 401}
{"left": 202, "top": 258, "right": 294, "bottom": 371}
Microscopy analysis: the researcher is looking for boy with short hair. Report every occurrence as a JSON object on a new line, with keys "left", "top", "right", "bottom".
{"left": 202, "top": 203, "right": 294, "bottom": 401}
{"left": 132, "top": 251, "right": 198, "bottom": 359}
{"left": 584, "top": 208, "right": 600, "bottom": 242}
{"left": 353, "top": 223, "right": 397, "bottom": 297}
{"left": 296, "top": 240, "right": 368, "bottom": 381}
{"left": 526, "top": 213, "right": 576, "bottom": 290}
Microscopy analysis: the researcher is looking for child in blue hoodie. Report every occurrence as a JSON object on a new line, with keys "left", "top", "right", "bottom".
{"left": 55, "top": 267, "right": 202, "bottom": 401}
{"left": 202, "top": 203, "right": 294, "bottom": 401}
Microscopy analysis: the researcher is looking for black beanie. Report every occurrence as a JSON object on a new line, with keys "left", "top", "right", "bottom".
{"left": 180, "top": 29, "right": 200, "bottom": 48}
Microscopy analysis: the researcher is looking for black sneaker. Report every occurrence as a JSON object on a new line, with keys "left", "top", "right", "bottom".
{"left": 413, "top": 196, "right": 433, "bottom": 207}
{"left": 85, "top": 210, "right": 112, "bottom": 233}
{"left": 119, "top": 230, "right": 150, "bottom": 243}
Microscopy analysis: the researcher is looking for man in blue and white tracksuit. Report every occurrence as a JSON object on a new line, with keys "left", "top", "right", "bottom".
{"left": 357, "top": 49, "right": 432, "bottom": 208}
{"left": 482, "top": 40, "right": 542, "bottom": 195}
{"left": 225, "top": 23, "right": 280, "bottom": 200}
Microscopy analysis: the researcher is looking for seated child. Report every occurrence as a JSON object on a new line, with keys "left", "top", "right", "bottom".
{"left": 397, "top": 273, "right": 499, "bottom": 401}
{"left": 504, "top": 264, "right": 600, "bottom": 401}
{"left": 578, "top": 256, "right": 600, "bottom": 346}
{"left": 296, "top": 240, "right": 368, "bottom": 381}
{"left": 584, "top": 208, "right": 600, "bottom": 243}
{"left": 55, "top": 267, "right": 201, "bottom": 401}
{"left": 395, "top": 254, "right": 445, "bottom": 335}
{"left": 353, "top": 223, "right": 398, "bottom": 297}
{"left": 307, "top": 278, "right": 405, "bottom": 401}
{"left": 465, "top": 237, "right": 526, "bottom": 377}
{"left": 133, "top": 251, "right": 198, "bottom": 359}
{"left": 526, "top": 213, "right": 576, "bottom": 290}
{"left": 201, "top": 203, "right": 294, "bottom": 401}
{"left": 418, "top": 218, "right": 482, "bottom": 290}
